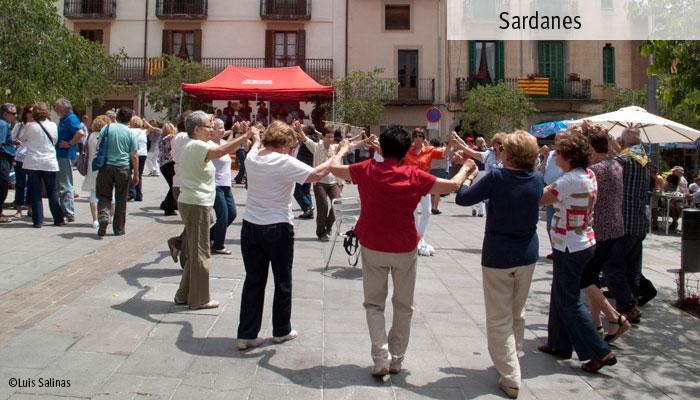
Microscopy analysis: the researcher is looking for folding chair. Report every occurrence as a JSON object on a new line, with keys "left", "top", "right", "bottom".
{"left": 324, "top": 197, "right": 361, "bottom": 269}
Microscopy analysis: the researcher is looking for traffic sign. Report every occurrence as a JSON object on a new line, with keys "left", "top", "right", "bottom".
{"left": 426, "top": 107, "right": 442, "bottom": 123}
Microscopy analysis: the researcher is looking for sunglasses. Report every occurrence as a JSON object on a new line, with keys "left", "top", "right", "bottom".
{"left": 414, "top": 135, "right": 424, "bottom": 139}
{"left": 4, "top": 111, "right": 16, "bottom": 115}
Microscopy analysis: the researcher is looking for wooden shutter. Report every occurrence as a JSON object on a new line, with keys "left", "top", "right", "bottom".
{"left": 265, "top": 30, "right": 274, "bottom": 67}
{"left": 496, "top": 41, "right": 505, "bottom": 81}
{"left": 162, "top": 30, "right": 173, "bottom": 55}
{"left": 297, "top": 29, "right": 306, "bottom": 69}
{"left": 468, "top": 41, "right": 476, "bottom": 73}
{"left": 193, "top": 29, "right": 202, "bottom": 62}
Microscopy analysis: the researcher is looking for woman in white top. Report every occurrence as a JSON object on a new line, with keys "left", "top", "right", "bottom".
{"left": 22, "top": 102, "right": 64, "bottom": 228}
{"left": 208, "top": 118, "right": 237, "bottom": 254}
{"left": 236, "top": 120, "right": 340, "bottom": 350}
{"left": 538, "top": 129, "right": 616, "bottom": 373}
{"left": 82, "top": 115, "right": 112, "bottom": 228}
{"left": 10, "top": 105, "right": 33, "bottom": 218}
{"left": 129, "top": 116, "right": 149, "bottom": 201}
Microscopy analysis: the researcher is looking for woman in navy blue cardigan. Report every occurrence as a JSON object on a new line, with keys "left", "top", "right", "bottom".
{"left": 454, "top": 130, "right": 543, "bottom": 399}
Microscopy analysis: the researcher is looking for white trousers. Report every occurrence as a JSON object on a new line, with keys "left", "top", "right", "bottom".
{"left": 145, "top": 148, "right": 160, "bottom": 174}
{"left": 414, "top": 194, "right": 431, "bottom": 238}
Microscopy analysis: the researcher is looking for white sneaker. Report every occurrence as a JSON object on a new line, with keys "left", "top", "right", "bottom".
{"left": 236, "top": 337, "right": 264, "bottom": 350}
{"left": 273, "top": 329, "right": 298, "bottom": 344}
{"left": 92, "top": 220, "right": 99, "bottom": 229}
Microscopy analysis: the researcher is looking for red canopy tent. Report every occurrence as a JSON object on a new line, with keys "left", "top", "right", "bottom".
{"left": 180, "top": 65, "right": 334, "bottom": 102}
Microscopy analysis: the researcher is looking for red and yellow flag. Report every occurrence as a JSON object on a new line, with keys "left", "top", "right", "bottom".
{"left": 517, "top": 77, "right": 549, "bottom": 95}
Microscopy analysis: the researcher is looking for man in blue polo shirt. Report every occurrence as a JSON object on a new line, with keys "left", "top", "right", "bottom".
{"left": 54, "top": 97, "right": 85, "bottom": 222}
{"left": 0, "top": 103, "right": 17, "bottom": 223}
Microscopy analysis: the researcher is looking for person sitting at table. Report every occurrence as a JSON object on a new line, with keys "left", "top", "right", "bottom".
{"left": 665, "top": 174, "right": 683, "bottom": 232}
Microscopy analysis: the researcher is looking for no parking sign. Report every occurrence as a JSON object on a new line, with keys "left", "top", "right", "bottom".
{"left": 426, "top": 107, "right": 441, "bottom": 130}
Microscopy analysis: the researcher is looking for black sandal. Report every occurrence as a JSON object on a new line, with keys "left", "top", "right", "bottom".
{"left": 604, "top": 315, "right": 631, "bottom": 343}
{"left": 582, "top": 352, "right": 617, "bottom": 373}
{"left": 538, "top": 344, "right": 571, "bottom": 359}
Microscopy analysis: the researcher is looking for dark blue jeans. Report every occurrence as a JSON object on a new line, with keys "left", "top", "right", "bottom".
{"left": 234, "top": 148, "right": 247, "bottom": 184}
{"left": 27, "top": 169, "right": 64, "bottom": 226}
{"left": 237, "top": 220, "right": 295, "bottom": 339}
{"left": 547, "top": 246, "right": 611, "bottom": 361}
{"left": 210, "top": 186, "right": 237, "bottom": 250}
{"left": 14, "top": 161, "right": 28, "bottom": 207}
{"left": 293, "top": 183, "right": 313, "bottom": 212}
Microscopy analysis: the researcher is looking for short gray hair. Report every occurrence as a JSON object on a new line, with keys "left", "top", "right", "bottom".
{"left": 621, "top": 128, "right": 641, "bottom": 147}
{"left": 185, "top": 110, "right": 210, "bottom": 138}
{"left": 105, "top": 110, "right": 117, "bottom": 121}
{"left": 55, "top": 97, "right": 72, "bottom": 111}
{"left": 0, "top": 103, "right": 16, "bottom": 115}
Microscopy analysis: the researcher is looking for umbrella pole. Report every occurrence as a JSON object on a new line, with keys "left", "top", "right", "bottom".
{"left": 255, "top": 93, "right": 258, "bottom": 123}
{"left": 179, "top": 90, "right": 183, "bottom": 115}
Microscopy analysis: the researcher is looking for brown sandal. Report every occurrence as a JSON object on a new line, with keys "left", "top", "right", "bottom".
{"left": 582, "top": 352, "right": 617, "bottom": 373}
{"left": 604, "top": 315, "right": 631, "bottom": 343}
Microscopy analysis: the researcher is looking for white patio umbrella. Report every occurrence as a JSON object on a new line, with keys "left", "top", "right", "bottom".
{"left": 568, "top": 106, "right": 700, "bottom": 144}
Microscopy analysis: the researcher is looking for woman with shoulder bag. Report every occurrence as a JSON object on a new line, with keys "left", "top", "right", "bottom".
{"left": 81, "top": 115, "right": 112, "bottom": 228}
{"left": 22, "top": 102, "right": 64, "bottom": 228}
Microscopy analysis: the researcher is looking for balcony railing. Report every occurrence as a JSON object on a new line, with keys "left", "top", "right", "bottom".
{"left": 260, "top": 0, "right": 311, "bottom": 20}
{"left": 63, "top": 0, "right": 116, "bottom": 19}
{"left": 115, "top": 57, "right": 333, "bottom": 83}
{"left": 455, "top": 77, "right": 592, "bottom": 100}
{"left": 156, "top": 0, "right": 208, "bottom": 19}
{"left": 379, "top": 78, "right": 435, "bottom": 105}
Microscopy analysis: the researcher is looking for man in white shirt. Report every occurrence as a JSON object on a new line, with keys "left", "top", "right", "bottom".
{"left": 672, "top": 166, "right": 689, "bottom": 194}
{"left": 295, "top": 124, "right": 341, "bottom": 241}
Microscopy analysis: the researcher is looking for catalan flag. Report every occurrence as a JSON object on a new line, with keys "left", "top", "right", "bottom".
{"left": 517, "top": 77, "right": 549, "bottom": 96}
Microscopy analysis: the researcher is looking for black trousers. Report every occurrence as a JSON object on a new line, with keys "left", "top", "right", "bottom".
{"left": 159, "top": 162, "right": 177, "bottom": 212}
{"left": 237, "top": 220, "right": 295, "bottom": 339}
{"left": 603, "top": 234, "right": 645, "bottom": 313}
{"left": 0, "top": 156, "right": 11, "bottom": 215}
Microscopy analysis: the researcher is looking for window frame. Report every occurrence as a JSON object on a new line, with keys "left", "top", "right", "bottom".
{"left": 383, "top": 3, "right": 412, "bottom": 32}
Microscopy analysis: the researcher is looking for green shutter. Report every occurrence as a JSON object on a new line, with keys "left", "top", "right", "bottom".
{"left": 469, "top": 41, "right": 476, "bottom": 73}
{"left": 603, "top": 46, "right": 615, "bottom": 84}
{"left": 496, "top": 41, "right": 505, "bottom": 81}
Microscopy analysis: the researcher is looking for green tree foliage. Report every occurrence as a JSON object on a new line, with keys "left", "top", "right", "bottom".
{"left": 601, "top": 87, "right": 647, "bottom": 112}
{"left": 323, "top": 68, "right": 398, "bottom": 128}
{"left": 141, "top": 55, "right": 215, "bottom": 121}
{"left": 460, "top": 82, "right": 537, "bottom": 141}
{"left": 641, "top": 40, "right": 700, "bottom": 125}
{"left": 0, "top": 0, "right": 123, "bottom": 110}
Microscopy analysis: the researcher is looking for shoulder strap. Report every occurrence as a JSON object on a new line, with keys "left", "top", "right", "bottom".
{"left": 36, "top": 121, "right": 54, "bottom": 145}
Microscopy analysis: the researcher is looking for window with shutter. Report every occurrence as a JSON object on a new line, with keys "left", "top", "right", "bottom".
{"left": 163, "top": 30, "right": 200, "bottom": 60}
{"left": 603, "top": 44, "right": 615, "bottom": 84}
{"left": 385, "top": 5, "right": 410, "bottom": 30}
{"left": 468, "top": 41, "right": 505, "bottom": 84}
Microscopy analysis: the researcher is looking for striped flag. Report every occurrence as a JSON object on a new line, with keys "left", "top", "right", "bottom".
{"left": 517, "top": 77, "right": 549, "bottom": 95}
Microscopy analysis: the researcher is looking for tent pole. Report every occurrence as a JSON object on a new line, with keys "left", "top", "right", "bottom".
{"left": 179, "top": 90, "right": 183, "bottom": 115}
{"left": 255, "top": 93, "right": 258, "bottom": 123}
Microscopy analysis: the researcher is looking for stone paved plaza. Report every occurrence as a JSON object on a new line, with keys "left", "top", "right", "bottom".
{"left": 0, "top": 174, "right": 699, "bottom": 399}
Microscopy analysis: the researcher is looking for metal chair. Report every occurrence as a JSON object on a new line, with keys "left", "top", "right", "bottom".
{"left": 323, "top": 197, "right": 361, "bottom": 269}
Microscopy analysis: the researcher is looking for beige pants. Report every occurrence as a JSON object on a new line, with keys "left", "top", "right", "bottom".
{"left": 175, "top": 202, "right": 212, "bottom": 308}
{"left": 361, "top": 246, "right": 418, "bottom": 369}
{"left": 482, "top": 264, "right": 535, "bottom": 389}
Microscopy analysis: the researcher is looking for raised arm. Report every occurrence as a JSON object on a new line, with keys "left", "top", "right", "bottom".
{"left": 206, "top": 127, "right": 255, "bottom": 161}
{"left": 450, "top": 131, "right": 484, "bottom": 162}
{"left": 329, "top": 139, "right": 352, "bottom": 182}
{"left": 306, "top": 139, "right": 350, "bottom": 183}
{"left": 429, "top": 158, "right": 477, "bottom": 195}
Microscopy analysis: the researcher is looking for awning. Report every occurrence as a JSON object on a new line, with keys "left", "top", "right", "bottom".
{"left": 530, "top": 120, "right": 569, "bottom": 138}
{"left": 181, "top": 66, "right": 334, "bottom": 102}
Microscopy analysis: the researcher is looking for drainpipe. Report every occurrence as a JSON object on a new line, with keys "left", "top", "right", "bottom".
{"left": 141, "top": 0, "right": 149, "bottom": 116}
{"left": 344, "top": 0, "right": 349, "bottom": 77}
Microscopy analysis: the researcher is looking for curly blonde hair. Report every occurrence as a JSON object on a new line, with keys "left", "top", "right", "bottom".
{"left": 129, "top": 116, "right": 143, "bottom": 128}
{"left": 91, "top": 115, "right": 111, "bottom": 133}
